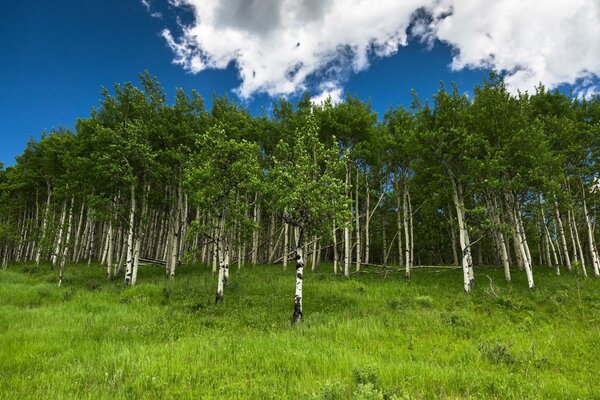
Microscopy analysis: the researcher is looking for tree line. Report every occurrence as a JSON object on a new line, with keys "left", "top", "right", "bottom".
{"left": 1, "top": 71, "right": 599, "bottom": 322}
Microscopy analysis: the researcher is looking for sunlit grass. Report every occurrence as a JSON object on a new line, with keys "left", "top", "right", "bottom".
{"left": 1, "top": 262, "right": 599, "bottom": 399}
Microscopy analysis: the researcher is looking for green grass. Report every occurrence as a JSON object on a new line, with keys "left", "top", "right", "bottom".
{"left": 0, "top": 262, "right": 599, "bottom": 399}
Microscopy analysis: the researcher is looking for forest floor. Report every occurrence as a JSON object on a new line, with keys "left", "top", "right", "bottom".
{"left": 0, "top": 262, "right": 599, "bottom": 399}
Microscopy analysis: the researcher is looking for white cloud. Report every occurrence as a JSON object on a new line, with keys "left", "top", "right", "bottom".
{"left": 160, "top": 0, "right": 600, "bottom": 99}
{"left": 427, "top": 0, "right": 600, "bottom": 95}
{"left": 311, "top": 82, "right": 344, "bottom": 105}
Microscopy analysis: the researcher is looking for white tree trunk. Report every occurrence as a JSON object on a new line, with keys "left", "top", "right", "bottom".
{"left": 490, "top": 195, "right": 510, "bottom": 282}
{"left": 332, "top": 219, "right": 338, "bottom": 275}
{"left": 343, "top": 161, "right": 351, "bottom": 276}
{"left": 569, "top": 208, "right": 587, "bottom": 277}
{"left": 507, "top": 193, "right": 535, "bottom": 289}
{"left": 35, "top": 184, "right": 51, "bottom": 266}
{"left": 292, "top": 225, "right": 304, "bottom": 324}
{"left": 215, "top": 215, "right": 228, "bottom": 303}
{"left": 71, "top": 200, "right": 85, "bottom": 262}
{"left": 106, "top": 221, "right": 114, "bottom": 279}
{"left": 448, "top": 206, "right": 460, "bottom": 267}
{"left": 403, "top": 177, "right": 411, "bottom": 277}
{"left": 365, "top": 178, "right": 370, "bottom": 264}
{"left": 396, "top": 180, "right": 404, "bottom": 268}
{"left": 581, "top": 183, "right": 600, "bottom": 277}
{"left": 58, "top": 199, "right": 74, "bottom": 286}
{"left": 553, "top": 199, "right": 571, "bottom": 271}
{"left": 131, "top": 187, "right": 148, "bottom": 286}
{"left": 251, "top": 192, "right": 260, "bottom": 266}
{"left": 355, "top": 166, "right": 361, "bottom": 272}
{"left": 52, "top": 199, "right": 68, "bottom": 270}
{"left": 451, "top": 177, "right": 474, "bottom": 292}
{"left": 124, "top": 183, "right": 136, "bottom": 285}
{"left": 283, "top": 216, "right": 289, "bottom": 270}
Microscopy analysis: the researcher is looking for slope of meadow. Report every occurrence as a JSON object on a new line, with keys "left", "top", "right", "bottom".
{"left": 0, "top": 263, "right": 599, "bottom": 399}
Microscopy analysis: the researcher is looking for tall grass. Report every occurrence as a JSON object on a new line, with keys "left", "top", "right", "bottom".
{"left": 1, "top": 262, "right": 598, "bottom": 399}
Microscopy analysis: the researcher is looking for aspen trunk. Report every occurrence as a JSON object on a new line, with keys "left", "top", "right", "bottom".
{"left": 131, "top": 186, "right": 148, "bottom": 286}
{"left": 451, "top": 177, "right": 474, "bottom": 292}
{"left": 553, "top": 198, "right": 571, "bottom": 271}
{"left": 570, "top": 208, "right": 587, "bottom": 277}
{"left": 215, "top": 215, "right": 228, "bottom": 303}
{"left": 344, "top": 165, "right": 350, "bottom": 276}
{"left": 58, "top": 198, "right": 74, "bottom": 286}
{"left": 581, "top": 181, "right": 600, "bottom": 277}
{"left": 125, "top": 183, "right": 136, "bottom": 285}
{"left": 396, "top": 180, "right": 404, "bottom": 268}
{"left": 311, "top": 235, "right": 317, "bottom": 272}
{"left": 106, "top": 221, "right": 114, "bottom": 279}
{"left": 403, "top": 176, "right": 412, "bottom": 276}
{"left": 35, "top": 183, "right": 51, "bottom": 265}
{"left": 365, "top": 178, "right": 370, "bottom": 265}
{"left": 507, "top": 192, "right": 535, "bottom": 289}
{"left": 355, "top": 166, "right": 361, "bottom": 272}
{"left": 292, "top": 225, "right": 304, "bottom": 324}
{"left": 72, "top": 200, "right": 85, "bottom": 262}
{"left": 448, "top": 206, "right": 460, "bottom": 267}
{"left": 169, "top": 183, "right": 183, "bottom": 278}
{"left": 251, "top": 192, "right": 260, "bottom": 266}
{"left": 52, "top": 199, "right": 68, "bottom": 270}
{"left": 332, "top": 219, "right": 338, "bottom": 275}
{"left": 283, "top": 216, "right": 289, "bottom": 270}
{"left": 490, "top": 195, "right": 510, "bottom": 282}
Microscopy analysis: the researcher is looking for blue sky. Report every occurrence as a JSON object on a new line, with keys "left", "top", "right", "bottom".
{"left": 1, "top": 0, "right": 598, "bottom": 166}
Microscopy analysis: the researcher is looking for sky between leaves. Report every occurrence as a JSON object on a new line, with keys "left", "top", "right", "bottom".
{"left": 1, "top": 0, "right": 599, "bottom": 166}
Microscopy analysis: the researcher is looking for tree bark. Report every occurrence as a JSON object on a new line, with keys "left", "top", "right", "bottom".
{"left": 451, "top": 176, "right": 474, "bottom": 292}
{"left": 58, "top": 198, "right": 74, "bottom": 286}
{"left": 292, "top": 225, "right": 304, "bottom": 324}
{"left": 124, "top": 183, "right": 136, "bottom": 285}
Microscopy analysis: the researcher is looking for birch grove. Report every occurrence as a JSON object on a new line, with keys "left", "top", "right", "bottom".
{"left": 1, "top": 72, "right": 600, "bottom": 323}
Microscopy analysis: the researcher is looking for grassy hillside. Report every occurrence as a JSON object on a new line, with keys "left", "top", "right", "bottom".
{"left": 0, "top": 262, "right": 599, "bottom": 399}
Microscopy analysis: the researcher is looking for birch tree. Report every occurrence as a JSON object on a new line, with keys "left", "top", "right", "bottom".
{"left": 268, "top": 112, "right": 349, "bottom": 323}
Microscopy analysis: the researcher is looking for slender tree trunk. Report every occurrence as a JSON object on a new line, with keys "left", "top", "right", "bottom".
{"left": 86, "top": 217, "right": 96, "bottom": 267}
{"left": 355, "top": 166, "right": 361, "bottom": 272}
{"left": 251, "top": 192, "right": 260, "bottom": 266}
{"left": 332, "top": 219, "right": 338, "bottom": 275}
{"left": 448, "top": 206, "right": 460, "bottom": 267}
{"left": 58, "top": 198, "right": 74, "bottom": 286}
{"left": 490, "top": 195, "right": 511, "bottom": 282}
{"left": 451, "top": 177, "right": 474, "bottom": 292}
{"left": 35, "top": 183, "right": 51, "bottom": 266}
{"left": 403, "top": 176, "right": 411, "bottom": 276}
{"left": 343, "top": 165, "right": 351, "bottom": 277}
{"left": 553, "top": 197, "right": 572, "bottom": 271}
{"left": 365, "top": 177, "right": 370, "bottom": 264}
{"left": 570, "top": 208, "right": 587, "bottom": 277}
{"left": 169, "top": 183, "right": 183, "bottom": 278}
{"left": 106, "top": 220, "right": 114, "bottom": 279}
{"left": 52, "top": 199, "right": 68, "bottom": 270}
{"left": 131, "top": 186, "right": 148, "bottom": 286}
{"left": 215, "top": 215, "right": 228, "bottom": 303}
{"left": 581, "top": 180, "right": 600, "bottom": 277}
{"left": 292, "top": 226, "right": 304, "bottom": 324}
{"left": 283, "top": 215, "right": 289, "bottom": 270}
{"left": 72, "top": 200, "right": 85, "bottom": 262}
{"left": 311, "top": 235, "right": 318, "bottom": 271}
{"left": 396, "top": 179, "right": 405, "bottom": 268}
{"left": 125, "top": 183, "right": 137, "bottom": 285}
{"left": 507, "top": 192, "right": 535, "bottom": 289}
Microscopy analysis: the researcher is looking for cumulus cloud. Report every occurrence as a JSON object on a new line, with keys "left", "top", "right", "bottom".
{"left": 427, "top": 0, "right": 600, "bottom": 95}
{"left": 159, "top": 0, "right": 600, "bottom": 99}
{"left": 311, "top": 82, "right": 344, "bottom": 105}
